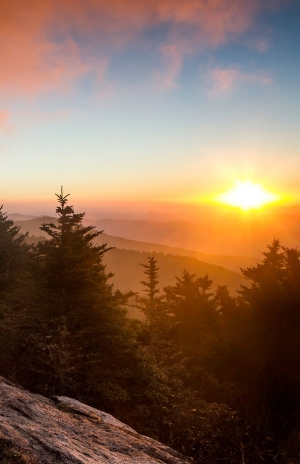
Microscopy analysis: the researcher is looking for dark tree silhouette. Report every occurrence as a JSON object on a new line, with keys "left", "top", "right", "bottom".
{"left": 38, "top": 187, "right": 113, "bottom": 327}
{"left": 140, "top": 256, "right": 160, "bottom": 322}
{"left": 239, "top": 239, "right": 300, "bottom": 456}
{"left": 0, "top": 206, "right": 31, "bottom": 305}
{"left": 34, "top": 190, "right": 170, "bottom": 414}
{"left": 164, "top": 269, "right": 217, "bottom": 336}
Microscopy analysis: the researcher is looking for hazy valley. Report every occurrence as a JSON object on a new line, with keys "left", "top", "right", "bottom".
{"left": 14, "top": 215, "right": 249, "bottom": 297}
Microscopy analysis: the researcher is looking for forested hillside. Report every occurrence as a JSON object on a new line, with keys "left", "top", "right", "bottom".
{"left": 2, "top": 195, "right": 300, "bottom": 463}
{"left": 94, "top": 213, "right": 300, "bottom": 256}
{"left": 15, "top": 216, "right": 258, "bottom": 273}
{"left": 103, "top": 249, "right": 245, "bottom": 293}
{"left": 15, "top": 216, "right": 248, "bottom": 300}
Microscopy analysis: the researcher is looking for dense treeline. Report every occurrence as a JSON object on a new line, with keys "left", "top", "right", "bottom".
{"left": 1, "top": 193, "right": 300, "bottom": 463}
{"left": 103, "top": 248, "right": 245, "bottom": 295}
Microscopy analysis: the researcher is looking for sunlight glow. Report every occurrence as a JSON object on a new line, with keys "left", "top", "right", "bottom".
{"left": 214, "top": 180, "right": 280, "bottom": 211}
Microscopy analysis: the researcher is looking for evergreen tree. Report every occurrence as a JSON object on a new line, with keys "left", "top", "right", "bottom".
{"left": 239, "top": 239, "right": 289, "bottom": 368}
{"left": 0, "top": 206, "right": 31, "bottom": 306}
{"left": 0, "top": 207, "right": 38, "bottom": 385}
{"left": 214, "top": 285, "right": 238, "bottom": 322}
{"left": 163, "top": 270, "right": 222, "bottom": 396}
{"left": 38, "top": 188, "right": 113, "bottom": 327}
{"left": 164, "top": 269, "right": 217, "bottom": 338}
{"left": 238, "top": 240, "right": 300, "bottom": 457}
{"left": 137, "top": 257, "right": 178, "bottom": 367}
{"left": 34, "top": 190, "right": 171, "bottom": 416}
{"left": 35, "top": 189, "right": 126, "bottom": 393}
{"left": 140, "top": 256, "right": 160, "bottom": 322}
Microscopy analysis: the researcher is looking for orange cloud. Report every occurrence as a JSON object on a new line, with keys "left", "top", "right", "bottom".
{"left": 206, "top": 65, "right": 273, "bottom": 96}
{"left": 0, "top": 2, "right": 92, "bottom": 96}
{"left": 0, "top": 0, "right": 262, "bottom": 96}
{"left": 61, "top": 0, "right": 259, "bottom": 46}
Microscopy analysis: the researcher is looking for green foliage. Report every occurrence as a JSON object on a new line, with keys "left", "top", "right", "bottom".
{"left": 164, "top": 269, "right": 220, "bottom": 365}
{"left": 164, "top": 269, "right": 215, "bottom": 322}
{"left": 158, "top": 396, "right": 243, "bottom": 464}
{"left": 140, "top": 256, "right": 160, "bottom": 320}
{"left": 0, "top": 206, "right": 32, "bottom": 307}
{"left": 0, "top": 208, "right": 38, "bottom": 386}
{"left": 236, "top": 240, "right": 300, "bottom": 459}
{"left": 24, "top": 190, "right": 184, "bottom": 425}
{"left": 38, "top": 188, "right": 113, "bottom": 321}
{"left": 3, "top": 197, "right": 300, "bottom": 463}
{"left": 103, "top": 248, "right": 245, "bottom": 295}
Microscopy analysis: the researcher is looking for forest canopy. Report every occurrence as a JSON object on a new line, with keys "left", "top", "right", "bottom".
{"left": 1, "top": 193, "right": 300, "bottom": 463}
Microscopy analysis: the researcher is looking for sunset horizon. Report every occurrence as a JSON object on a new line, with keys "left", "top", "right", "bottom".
{"left": 0, "top": 0, "right": 299, "bottom": 214}
{"left": 2, "top": 2, "right": 300, "bottom": 460}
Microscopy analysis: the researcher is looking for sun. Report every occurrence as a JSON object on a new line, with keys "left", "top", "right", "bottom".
{"left": 214, "top": 180, "right": 280, "bottom": 211}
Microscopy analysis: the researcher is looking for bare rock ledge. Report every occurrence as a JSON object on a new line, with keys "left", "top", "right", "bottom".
{"left": 0, "top": 377, "right": 190, "bottom": 464}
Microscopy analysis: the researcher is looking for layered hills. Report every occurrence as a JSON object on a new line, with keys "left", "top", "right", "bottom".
{"left": 14, "top": 216, "right": 249, "bottom": 297}
{"left": 93, "top": 210, "right": 300, "bottom": 257}
{"left": 14, "top": 216, "right": 257, "bottom": 271}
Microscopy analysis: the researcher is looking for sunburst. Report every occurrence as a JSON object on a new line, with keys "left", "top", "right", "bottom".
{"left": 214, "top": 180, "right": 280, "bottom": 211}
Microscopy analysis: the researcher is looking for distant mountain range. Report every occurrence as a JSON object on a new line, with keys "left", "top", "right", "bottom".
{"left": 14, "top": 215, "right": 253, "bottom": 319}
{"left": 10, "top": 208, "right": 300, "bottom": 318}
{"left": 103, "top": 248, "right": 246, "bottom": 295}
{"left": 13, "top": 209, "right": 300, "bottom": 258}
{"left": 14, "top": 216, "right": 58, "bottom": 237}
{"left": 8, "top": 213, "right": 40, "bottom": 221}
{"left": 92, "top": 212, "right": 300, "bottom": 257}
{"left": 14, "top": 216, "right": 257, "bottom": 272}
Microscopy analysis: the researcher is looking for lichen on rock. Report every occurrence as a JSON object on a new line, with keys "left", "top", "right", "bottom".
{"left": 0, "top": 377, "right": 190, "bottom": 464}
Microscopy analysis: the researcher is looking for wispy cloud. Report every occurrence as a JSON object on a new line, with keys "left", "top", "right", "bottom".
{"left": 0, "top": 0, "right": 264, "bottom": 97}
{"left": 253, "top": 39, "right": 270, "bottom": 53}
{"left": 0, "top": 110, "right": 14, "bottom": 133}
{"left": 152, "top": 46, "right": 183, "bottom": 90}
{"left": 205, "top": 65, "right": 273, "bottom": 96}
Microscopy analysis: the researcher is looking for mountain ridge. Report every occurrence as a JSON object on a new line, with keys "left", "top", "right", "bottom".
{"left": 15, "top": 216, "right": 258, "bottom": 272}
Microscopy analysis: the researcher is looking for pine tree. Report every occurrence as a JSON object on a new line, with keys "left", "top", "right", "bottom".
{"left": 238, "top": 240, "right": 300, "bottom": 453}
{"left": 163, "top": 269, "right": 223, "bottom": 396}
{"left": 0, "top": 207, "right": 39, "bottom": 385}
{"left": 214, "top": 285, "right": 237, "bottom": 320}
{"left": 139, "top": 256, "right": 179, "bottom": 356}
{"left": 35, "top": 190, "right": 158, "bottom": 409}
{"left": 38, "top": 187, "right": 113, "bottom": 327}
{"left": 140, "top": 256, "right": 160, "bottom": 322}
{"left": 0, "top": 206, "right": 31, "bottom": 306}
{"left": 164, "top": 269, "right": 216, "bottom": 331}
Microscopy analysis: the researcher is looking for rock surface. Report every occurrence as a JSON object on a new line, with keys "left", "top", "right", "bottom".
{"left": 0, "top": 377, "right": 190, "bottom": 464}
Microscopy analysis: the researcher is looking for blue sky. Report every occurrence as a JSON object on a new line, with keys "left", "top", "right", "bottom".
{"left": 0, "top": 0, "right": 299, "bottom": 215}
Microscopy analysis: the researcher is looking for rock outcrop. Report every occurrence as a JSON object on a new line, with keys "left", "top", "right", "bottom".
{"left": 0, "top": 377, "right": 190, "bottom": 464}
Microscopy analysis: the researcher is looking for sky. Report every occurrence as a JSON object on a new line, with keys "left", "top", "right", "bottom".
{"left": 1, "top": 0, "right": 300, "bottom": 216}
